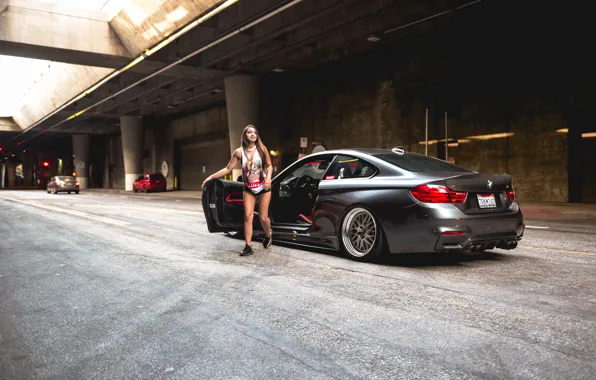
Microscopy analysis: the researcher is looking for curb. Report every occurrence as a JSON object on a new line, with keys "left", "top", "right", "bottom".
{"left": 521, "top": 208, "right": 596, "bottom": 221}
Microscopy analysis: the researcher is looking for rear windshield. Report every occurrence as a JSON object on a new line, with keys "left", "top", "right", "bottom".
{"left": 56, "top": 176, "right": 76, "bottom": 181}
{"left": 149, "top": 174, "right": 164, "bottom": 179}
{"left": 373, "top": 153, "right": 473, "bottom": 173}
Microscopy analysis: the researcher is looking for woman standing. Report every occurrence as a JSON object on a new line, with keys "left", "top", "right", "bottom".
{"left": 202, "top": 125, "right": 273, "bottom": 256}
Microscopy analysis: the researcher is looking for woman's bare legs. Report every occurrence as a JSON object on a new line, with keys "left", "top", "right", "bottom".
{"left": 257, "top": 191, "right": 272, "bottom": 244}
{"left": 243, "top": 190, "right": 257, "bottom": 246}
{"left": 240, "top": 191, "right": 257, "bottom": 256}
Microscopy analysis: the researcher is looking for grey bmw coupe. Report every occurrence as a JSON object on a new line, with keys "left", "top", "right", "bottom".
{"left": 202, "top": 147, "right": 524, "bottom": 262}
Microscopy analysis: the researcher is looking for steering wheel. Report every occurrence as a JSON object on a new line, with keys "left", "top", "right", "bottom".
{"left": 296, "top": 175, "right": 315, "bottom": 189}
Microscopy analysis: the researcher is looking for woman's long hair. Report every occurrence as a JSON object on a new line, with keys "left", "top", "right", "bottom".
{"left": 241, "top": 125, "right": 271, "bottom": 173}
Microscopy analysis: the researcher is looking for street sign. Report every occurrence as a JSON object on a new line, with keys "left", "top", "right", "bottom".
{"left": 300, "top": 137, "right": 308, "bottom": 148}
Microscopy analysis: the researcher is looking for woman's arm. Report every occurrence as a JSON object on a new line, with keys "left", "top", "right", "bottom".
{"left": 202, "top": 149, "right": 241, "bottom": 188}
{"left": 263, "top": 148, "right": 273, "bottom": 189}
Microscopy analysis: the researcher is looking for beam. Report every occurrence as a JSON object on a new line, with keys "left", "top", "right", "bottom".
{"left": 0, "top": 2, "right": 131, "bottom": 62}
{"left": 0, "top": 117, "right": 19, "bottom": 132}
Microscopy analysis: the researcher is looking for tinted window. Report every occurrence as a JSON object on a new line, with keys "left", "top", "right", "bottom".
{"left": 279, "top": 156, "right": 335, "bottom": 184}
{"left": 374, "top": 153, "right": 473, "bottom": 173}
{"left": 324, "top": 155, "right": 378, "bottom": 180}
{"left": 149, "top": 174, "right": 164, "bottom": 180}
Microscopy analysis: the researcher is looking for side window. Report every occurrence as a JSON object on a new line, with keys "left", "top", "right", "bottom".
{"left": 279, "top": 155, "right": 335, "bottom": 184}
{"left": 324, "top": 155, "right": 378, "bottom": 180}
{"left": 137, "top": 175, "right": 144, "bottom": 181}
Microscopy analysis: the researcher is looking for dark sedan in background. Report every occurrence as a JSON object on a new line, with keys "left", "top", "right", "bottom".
{"left": 47, "top": 176, "right": 79, "bottom": 194}
{"left": 202, "top": 147, "right": 524, "bottom": 262}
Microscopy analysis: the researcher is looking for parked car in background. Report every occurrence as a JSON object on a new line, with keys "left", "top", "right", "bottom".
{"left": 133, "top": 173, "right": 167, "bottom": 193}
{"left": 47, "top": 176, "right": 79, "bottom": 194}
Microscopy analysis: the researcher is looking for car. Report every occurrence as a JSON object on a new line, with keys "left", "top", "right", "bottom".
{"left": 201, "top": 147, "right": 525, "bottom": 262}
{"left": 133, "top": 173, "right": 167, "bottom": 193}
{"left": 47, "top": 175, "right": 79, "bottom": 194}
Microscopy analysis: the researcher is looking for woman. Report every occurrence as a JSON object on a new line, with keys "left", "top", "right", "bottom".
{"left": 202, "top": 125, "right": 273, "bottom": 256}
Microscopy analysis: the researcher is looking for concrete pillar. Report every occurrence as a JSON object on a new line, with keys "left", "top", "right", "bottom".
{"left": 72, "top": 134, "right": 90, "bottom": 189}
{"left": 21, "top": 155, "right": 34, "bottom": 187}
{"left": 1, "top": 163, "right": 5, "bottom": 188}
{"left": 120, "top": 115, "right": 144, "bottom": 191}
{"left": 224, "top": 75, "right": 260, "bottom": 180}
{"left": 6, "top": 161, "right": 16, "bottom": 188}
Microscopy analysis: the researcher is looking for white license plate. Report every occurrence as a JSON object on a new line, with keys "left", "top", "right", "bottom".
{"left": 477, "top": 194, "right": 497, "bottom": 208}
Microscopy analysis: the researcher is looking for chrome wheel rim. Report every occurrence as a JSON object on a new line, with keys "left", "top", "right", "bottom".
{"left": 342, "top": 208, "right": 377, "bottom": 257}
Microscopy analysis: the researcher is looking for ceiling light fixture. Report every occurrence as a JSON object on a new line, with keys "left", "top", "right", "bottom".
{"left": 367, "top": 34, "right": 380, "bottom": 42}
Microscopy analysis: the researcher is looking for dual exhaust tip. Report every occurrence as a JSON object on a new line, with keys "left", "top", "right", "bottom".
{"left": 466, "top": 239, "right": 517, "bottom": 253}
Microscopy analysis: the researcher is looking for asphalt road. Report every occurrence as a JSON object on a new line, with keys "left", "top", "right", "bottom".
{"left": 1, "top": 190, "right": 595, "bottom": 380}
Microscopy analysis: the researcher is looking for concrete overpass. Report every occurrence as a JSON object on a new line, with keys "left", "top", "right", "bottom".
{"left": 1, "top": 0, "right": 595, "bottom": 202}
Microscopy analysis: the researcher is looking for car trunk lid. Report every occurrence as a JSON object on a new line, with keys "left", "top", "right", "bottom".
{"left": 443, "top": 172, "right": 514, "bottom": 214}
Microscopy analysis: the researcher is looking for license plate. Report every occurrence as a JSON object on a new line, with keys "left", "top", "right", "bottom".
{"left": 477, "top": 194, "right": 497, "bottom": 208}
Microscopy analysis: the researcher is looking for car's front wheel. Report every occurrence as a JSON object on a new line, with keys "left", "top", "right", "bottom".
{"left": 340, "top": 207, "right": 384, "bottom": 262}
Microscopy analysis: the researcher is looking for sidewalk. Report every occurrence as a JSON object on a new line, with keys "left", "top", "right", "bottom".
{"left": 518, "top": 202, "right": 596, "bottom": 221}
{"left": 82, "top": 188, "right": 596, "bottom": 221}
{"left": 84, "top": 188, "right": 202, "bottom": 199}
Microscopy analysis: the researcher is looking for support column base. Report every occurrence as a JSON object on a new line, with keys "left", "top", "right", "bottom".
{"left": 125, "top": 173, "right": 139, "bottom": 191}
{"left": 77, "top": 177, "right": 89, "bottom": 190}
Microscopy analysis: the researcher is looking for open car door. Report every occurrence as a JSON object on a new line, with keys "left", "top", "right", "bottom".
{"left": 201, "top": 179, "right": 244, "bottom": 233}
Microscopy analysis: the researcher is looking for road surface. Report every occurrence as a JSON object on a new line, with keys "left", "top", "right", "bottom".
{"left": 1, "top": 190, "right": 594, "bottom": 379}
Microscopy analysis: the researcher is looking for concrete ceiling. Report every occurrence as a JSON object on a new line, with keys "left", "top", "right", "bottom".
{"left": 0, "top": 0, "right": 497, "bottom": 154}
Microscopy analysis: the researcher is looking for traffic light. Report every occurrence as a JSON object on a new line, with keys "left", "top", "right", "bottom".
{"left": 42, "top": 161, "right": 49, "bottom": 167}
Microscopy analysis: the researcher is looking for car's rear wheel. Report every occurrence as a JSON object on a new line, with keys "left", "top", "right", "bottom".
{"left": 341, "top": 207, "right": 383, "bottom": 262}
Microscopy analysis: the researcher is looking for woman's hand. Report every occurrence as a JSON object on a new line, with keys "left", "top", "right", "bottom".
{"left": 264, "top": 178, "right": 272, "bottom": 190}
{"left": 202, "top": 176, "right": 212, "bottom": 189}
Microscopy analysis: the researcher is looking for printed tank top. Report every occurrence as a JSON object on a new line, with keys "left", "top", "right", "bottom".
{"left": 241, "top": 147, "right": 265, "bottom": 193}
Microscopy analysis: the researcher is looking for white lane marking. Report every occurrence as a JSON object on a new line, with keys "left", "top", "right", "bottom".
{"left": 0, "top": 196, "right": 131, "bottom": 226}
{"left": 525, "top": 226, "right": 550, "bottom": 229}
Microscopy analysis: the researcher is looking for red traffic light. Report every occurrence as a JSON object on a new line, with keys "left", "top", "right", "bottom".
{"left": 42, "top": 161, "right": 49, "bottom": 167}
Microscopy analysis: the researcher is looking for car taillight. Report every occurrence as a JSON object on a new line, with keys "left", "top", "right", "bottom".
{"left": 506, "top": 188, "right": 515, "bottom": 201}
{"left": 410, "top": 184, "right": 467, "bottom": 203}
{"left": 75, "top": 182, "right": 80, "bottom": 186}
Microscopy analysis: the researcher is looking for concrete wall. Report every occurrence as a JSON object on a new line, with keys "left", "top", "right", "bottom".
{"left": 259, "top": 38, "right": 572, "bottom": 203}
{"left": 148, "top": 107, "right": 228, "bottom": 190}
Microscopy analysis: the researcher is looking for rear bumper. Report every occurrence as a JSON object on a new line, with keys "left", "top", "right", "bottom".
{"left": 50, "top": 186, "right": 79, "bottom": 192}
{"left": 383, "top": 202, "right": 524, "bottom": 254}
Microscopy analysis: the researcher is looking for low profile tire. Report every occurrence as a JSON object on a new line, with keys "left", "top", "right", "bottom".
{"left": 133, "top": 188, "right": 138, "bottom": 193}
{"left": 340, "top": 207, "right": 384, "bottom": 262}
{"left": 68, "top": 191, "right": 71, "bottom": 194}
{"left": 75, "top": 191, "right": 79, "bottom": 194}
